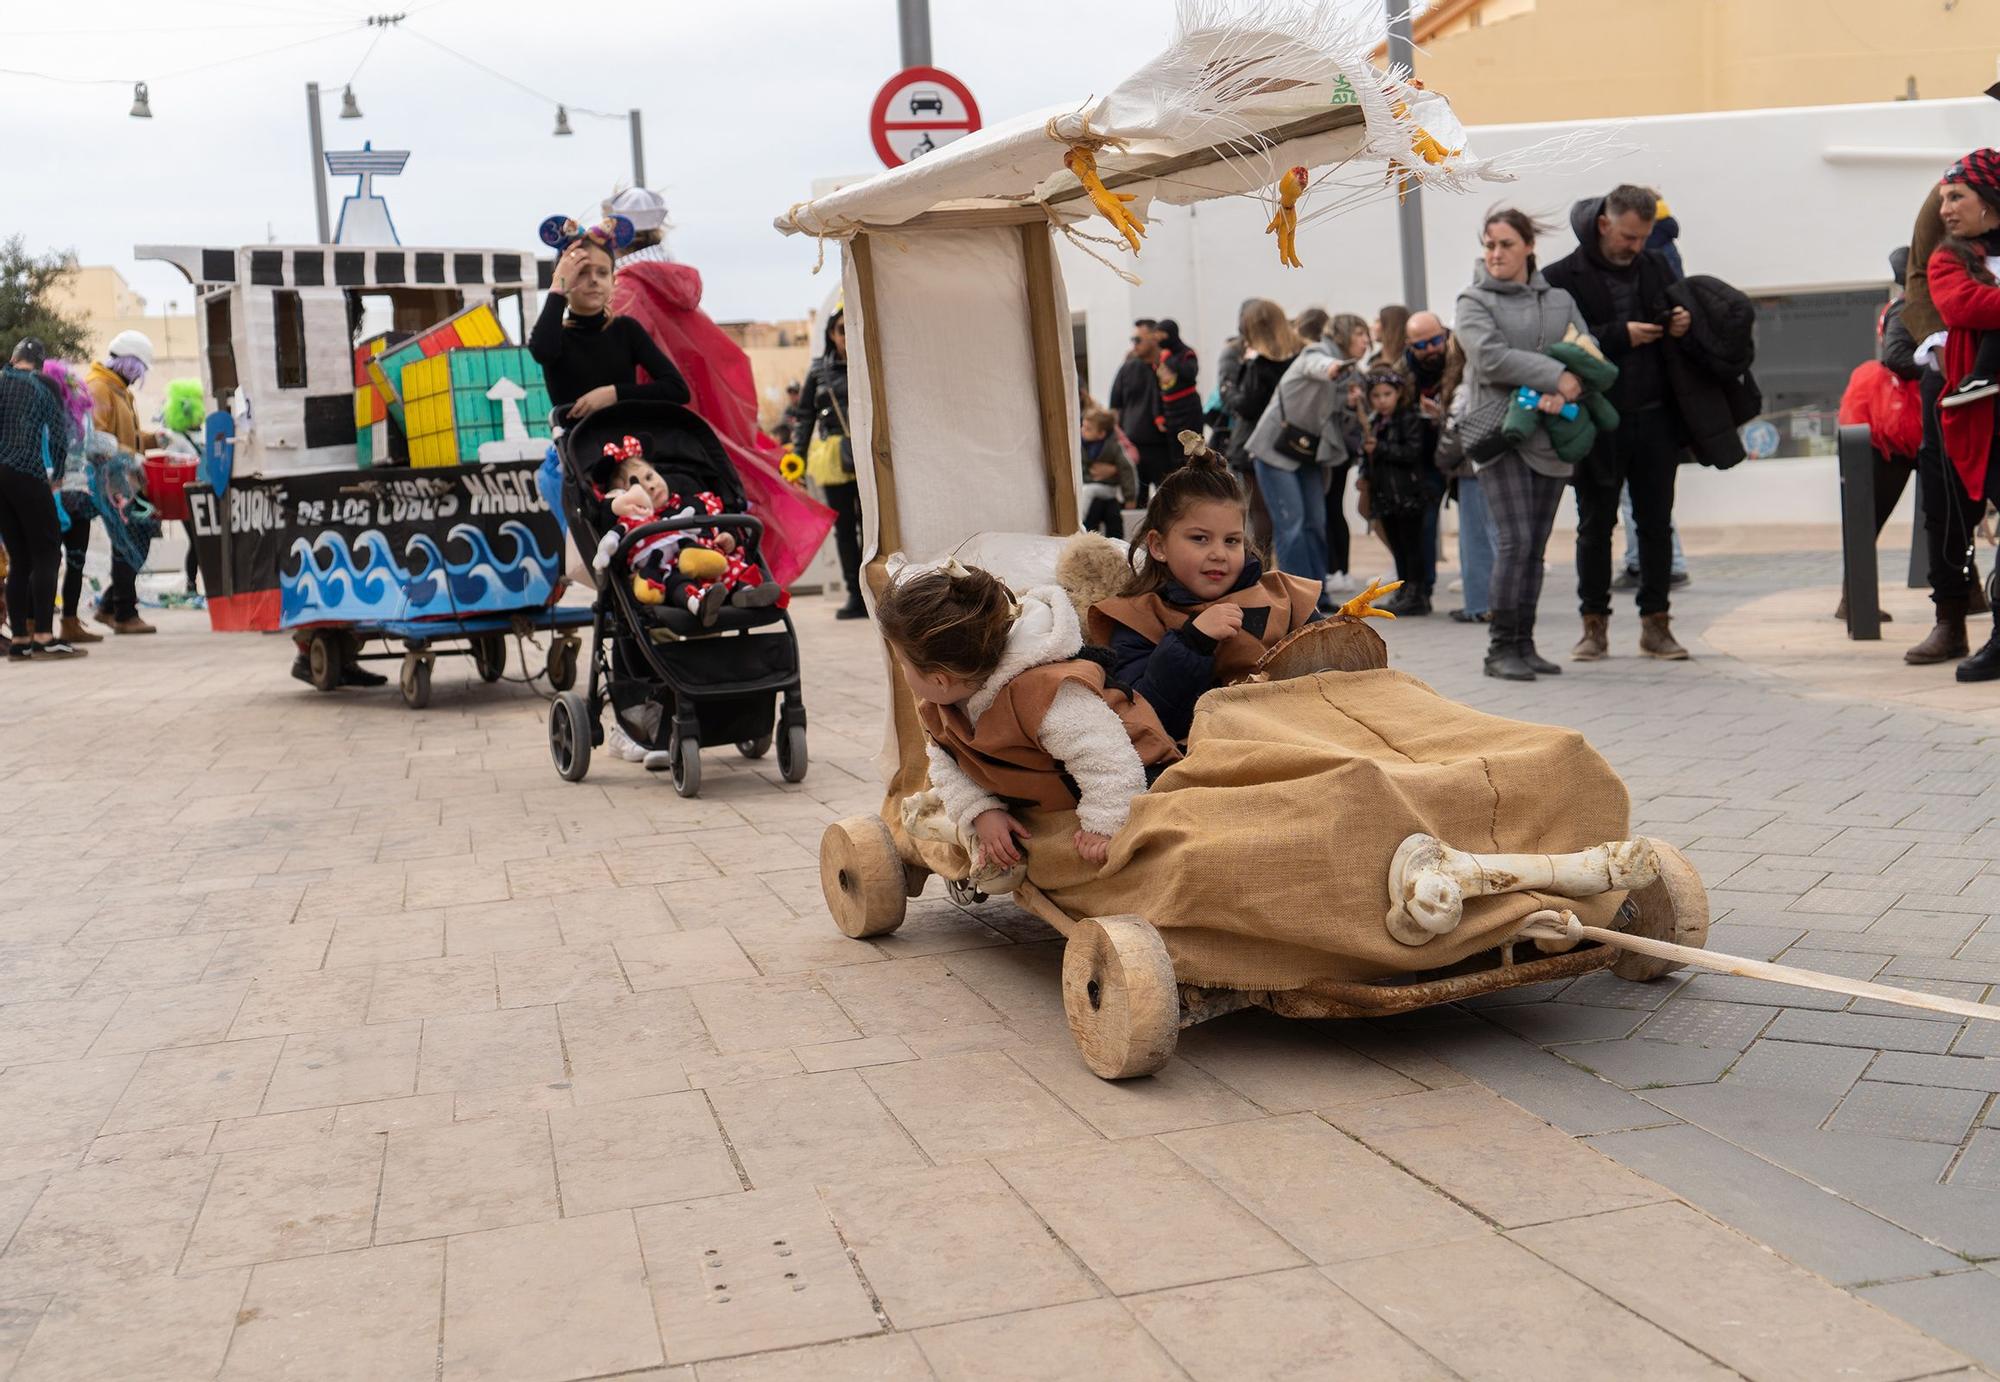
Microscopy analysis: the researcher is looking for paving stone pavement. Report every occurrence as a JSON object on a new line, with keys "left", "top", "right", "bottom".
{"left": 0, "top": 531, "right": 1995, "bottom": 1380}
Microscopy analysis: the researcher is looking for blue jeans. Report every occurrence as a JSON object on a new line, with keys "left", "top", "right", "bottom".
{"left": 1254, "top": 459, "right": 1327, "bottom": 583}
{"left": 1457, "top": 473, "right": 1497, "bottom": 616}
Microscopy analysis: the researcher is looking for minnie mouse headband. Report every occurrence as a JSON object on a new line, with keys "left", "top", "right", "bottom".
{"left": 540, "top": 213, "right": 636, "bottom": 253}
{"left": 602, "top": 434, "right": 645, "bottom": 462}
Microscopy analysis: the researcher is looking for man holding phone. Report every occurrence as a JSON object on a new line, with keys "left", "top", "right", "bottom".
{"left": 1544, "top": 184, "right": 1693, "bottom": 662}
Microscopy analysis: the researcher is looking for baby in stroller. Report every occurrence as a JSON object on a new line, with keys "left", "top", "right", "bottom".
{"left": 593, "top": 433, "right": 783, "bottom": 627}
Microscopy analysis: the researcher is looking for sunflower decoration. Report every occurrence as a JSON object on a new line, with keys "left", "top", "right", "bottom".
{"left": 779, "top": 450, "right": 806, "bottom": 485}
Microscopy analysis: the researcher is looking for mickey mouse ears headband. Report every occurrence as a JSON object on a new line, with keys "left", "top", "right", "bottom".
{"left": 539, "top": 213, "right": 635, "bottom": 253}
{"left": 601, "top": 434, "right": 645, "bottom": 462}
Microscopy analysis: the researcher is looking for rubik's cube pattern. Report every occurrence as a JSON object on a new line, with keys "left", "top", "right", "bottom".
{"left": 365, "top": 303, "right": 507, "bottom": 429}
{"left": 352, "top": 332, "right": 396, "bottom": 468}
{"left": 401, "top": 347, "right": 552, "bottom": 468}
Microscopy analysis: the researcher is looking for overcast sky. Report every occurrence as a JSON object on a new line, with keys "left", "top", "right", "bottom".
{"left": 6, "top": 0, "right": 1201, "bottom": 324}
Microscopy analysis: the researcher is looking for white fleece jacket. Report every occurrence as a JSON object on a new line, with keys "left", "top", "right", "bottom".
{"left": 926, "top": 586, "right": 1149, "bottom": 842}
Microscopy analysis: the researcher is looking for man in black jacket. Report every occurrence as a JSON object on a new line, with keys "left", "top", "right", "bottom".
{"left": 1544, "top": 185, "right": 1693, "bottom": 662}
{"left": 1108, "top": 319, "right": 1169, "bottom": 501}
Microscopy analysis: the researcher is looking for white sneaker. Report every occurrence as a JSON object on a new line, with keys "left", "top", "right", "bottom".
{"left": 607, "top": 725, "right": 647, "bottom": 763}
{"left": 1324, "top": 571, "right": 1356, "bottom": 595}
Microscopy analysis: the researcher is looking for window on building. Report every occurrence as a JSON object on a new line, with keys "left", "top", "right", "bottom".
{"left": 273, "top": 290, "right": 308, "bottom": 389}
{"left": 1741, "top": 287, "right": 1881, "bottom": 459}
{"left": 203, "top": 294, "right": 238, "bottom": 399}
{"left": 493, "top": 288, "right": 526, "bottom": 344}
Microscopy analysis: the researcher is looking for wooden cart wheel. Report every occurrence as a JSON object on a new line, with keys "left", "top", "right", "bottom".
{"left": 1611, "top": 839, "right": 1710, "bottom": 981}
{"left": 820, "top": 816, "right": 906, "bottom": 938}
{"left": 1061, "top": 916, "right": 1179, "bottom": 1080}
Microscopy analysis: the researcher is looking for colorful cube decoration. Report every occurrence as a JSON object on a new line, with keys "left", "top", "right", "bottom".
{"left": 401, "top": 347, "right": 553, "bottom": 468}
{"left": 352, "top": 333, "right": 397, "bottom": 468}
{"left": 365, "top": 303, "right": 506, "bottom": 430}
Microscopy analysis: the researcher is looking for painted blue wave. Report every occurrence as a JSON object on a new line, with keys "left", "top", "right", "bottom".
{"left": 280, "top": 519, "right": 558, "bottom": 627}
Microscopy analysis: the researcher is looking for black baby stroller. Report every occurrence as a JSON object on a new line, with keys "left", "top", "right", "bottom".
{"left": 547, "top": 400, "right": 807, "bottom": 797}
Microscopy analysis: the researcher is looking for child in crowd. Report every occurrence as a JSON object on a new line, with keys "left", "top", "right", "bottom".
{"left": 596, "top": 435, "right": 780, "bottom": 627}
{"left": 1088, "top": 443, "right": 1322, "bottom": 743}
{"left": 1362, "top": 370, "right": 1434, "bottom": 599}
{"left": 877, "top": 562, "right": 1178, "bottom": 868}
{"left": 1079, "top": 407, "right": 1137, "bottom": 538}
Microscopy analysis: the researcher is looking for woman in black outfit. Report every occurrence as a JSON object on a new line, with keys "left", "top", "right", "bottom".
{"left": 529, "top": 234, "right": 691, "bottom": 419}
{"left": 788, "top": 312, "right": 865, "bottom": 619}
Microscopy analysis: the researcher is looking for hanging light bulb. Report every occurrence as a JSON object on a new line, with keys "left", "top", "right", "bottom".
{"left": 339, "top": 85, "right": 362, "bottom": 119}
{"left": 553, "top": 104, "right": 573, "bottom": 137}
{"left": 129, "top": 82, "right": 152, "bottom": 118}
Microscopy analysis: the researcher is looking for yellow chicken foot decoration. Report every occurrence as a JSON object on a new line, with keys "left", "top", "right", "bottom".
{"left": 1064, "top": 146, "right": 1146, "bottom": 255}
{"left": 1340, "top": 577, "right": 1403, "bottom": 619}
{"left": 1265, "top": 165, "right": 1307, "bottom": 269}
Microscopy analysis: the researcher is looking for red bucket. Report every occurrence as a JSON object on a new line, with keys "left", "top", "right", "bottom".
{"left": 142, "top": 451, "right": 198, "bottom": 522}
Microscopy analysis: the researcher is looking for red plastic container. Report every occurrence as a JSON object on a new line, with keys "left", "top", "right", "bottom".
{"left": 142, "top": 451, "right": 199, "bottom": 522}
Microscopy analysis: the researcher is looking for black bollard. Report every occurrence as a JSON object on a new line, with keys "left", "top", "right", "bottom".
{"left": 1837, "top": 423, "right": 1880, "bottom": 640}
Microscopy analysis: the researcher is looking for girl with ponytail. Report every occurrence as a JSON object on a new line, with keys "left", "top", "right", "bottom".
{"left": 1086, "top": 436, "right": 1324, "bottom": 742}
{"left": 878, "top": 561, "right": 1179, "bottom": 870}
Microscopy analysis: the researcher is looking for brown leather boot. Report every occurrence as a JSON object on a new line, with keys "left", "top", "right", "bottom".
{"left": 1906, "top": 598, "right": 1969, "bottom": 664}
{"left": 1571, "top": 613, "right": 1609, "bottom": 662}
{"left": 109, "top": 616, "right": 156, "bottom": 636}
{"left": 60, "top": 617, "right": 102, "bottom": 644}
{"left": 1640, "top": 612, "right": 1690, "bottom": 660}
{"left": 1971, "top": 579, "right": 1991, "bottom": 617}
{"left": 1832, "top": 593, "right": 1890, "bottom": 623}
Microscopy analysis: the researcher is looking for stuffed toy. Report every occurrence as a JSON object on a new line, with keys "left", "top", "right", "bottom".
{"left": 1499, "top": 325, "right": 1620, "bottom": 464}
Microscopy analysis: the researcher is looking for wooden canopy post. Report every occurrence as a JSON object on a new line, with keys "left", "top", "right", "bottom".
{"left": 849, "top": 233, "right": 938, "bottom": 875}
{"left": 1019, "top": 223, "right": 1081, "bottom": 537}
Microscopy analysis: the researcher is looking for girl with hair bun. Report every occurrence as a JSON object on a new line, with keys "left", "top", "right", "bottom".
{"left": 1087, "top": 437, "right": 1323, "bottom": 743}
{"left": 877, "top": 561, "right": 1179, "bottom": 870}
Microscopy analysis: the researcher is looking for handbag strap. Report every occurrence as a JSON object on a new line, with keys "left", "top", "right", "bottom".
{"left": 824, "top": 379, "right": 850, "bottom": 437}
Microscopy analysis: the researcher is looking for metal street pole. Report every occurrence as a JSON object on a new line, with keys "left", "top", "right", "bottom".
{"left": 306, "top": 82, "right": 331, "bottom": 243}
{"left": 898, "top": 0, "right": 932, "bottom": 67}
{"left": 628, "top": 108, "right": 646, "bottom": 186}
{"left": 1386, "top": 3, "right": 1428, "bottom": 309}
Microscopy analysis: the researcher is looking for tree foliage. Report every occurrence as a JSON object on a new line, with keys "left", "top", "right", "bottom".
{"left": 0, "top": 236, "right": 93, "bottom": 362}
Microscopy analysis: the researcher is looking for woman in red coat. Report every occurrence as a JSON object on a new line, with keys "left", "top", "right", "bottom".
{"left": 1924, "top": 149, "right": 2000, "bottom": 682}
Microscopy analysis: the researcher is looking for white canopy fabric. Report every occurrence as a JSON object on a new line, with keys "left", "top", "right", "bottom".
{"left": 776, "top": 1, "right": 1520, "bottom": 248}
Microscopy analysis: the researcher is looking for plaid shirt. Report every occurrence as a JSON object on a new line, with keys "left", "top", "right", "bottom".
{"left": 0, "top": 367, "right": 64, "bottom": 480}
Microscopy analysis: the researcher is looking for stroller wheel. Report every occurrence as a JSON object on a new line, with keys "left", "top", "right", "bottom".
{"left": 737, "top": 733, "right": 773, "bottom": 760}
{"left": 549, "top": 691, "right": 593, "bottom": 782}
{"left": 671, "top": 732, "right": 702, "bottom": 798}
{"left": 1062, "top": 916, "right": 1179, "bottom": 1080}
{"left": 777, "top": 724, "right": 809, "bottom": 784}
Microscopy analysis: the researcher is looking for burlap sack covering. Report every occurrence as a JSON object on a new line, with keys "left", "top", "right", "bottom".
{"left": 1020, "top": 668, "right": 1631, "bottom": 994}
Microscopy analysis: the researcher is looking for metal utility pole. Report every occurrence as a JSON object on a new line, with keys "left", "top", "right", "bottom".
{"left": 306, "top": 82, "right": 331, "bottom": 243}
{"left": 629, "top": 109, "right": 646, "bottom": 186}
{"left": 898, "top": 0, "right": 932, "bottom": 67}
{"left": 1386, "top": 3, "right": 1428, "bottom": 309}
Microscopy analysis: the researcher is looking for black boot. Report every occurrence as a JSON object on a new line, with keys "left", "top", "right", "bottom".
{"left": 1959, "top": 622, "right": 2000, "bottom": 682}
{"left": 1516, "top": 607, "right": 1561, "bottom": 676}
{"left": 1483, "top": 612, "right": 1536, "bottom": 681}
{"left": 835, "top": 592, "right": 868, "bottom": 620}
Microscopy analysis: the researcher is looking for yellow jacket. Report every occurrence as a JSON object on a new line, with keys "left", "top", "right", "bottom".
{"left": 85, "top": 361, "right": 157, "bottom": 453}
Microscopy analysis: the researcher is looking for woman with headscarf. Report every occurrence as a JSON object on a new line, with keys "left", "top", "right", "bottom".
{"left": 1921, "top": 148, "right": 2000, "bottom": 681}
{"left": 83, "top": 329, "right": 159, "bottom": 635}
{"left": 788, "top": 311, "right": 865, "bottom": 618}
